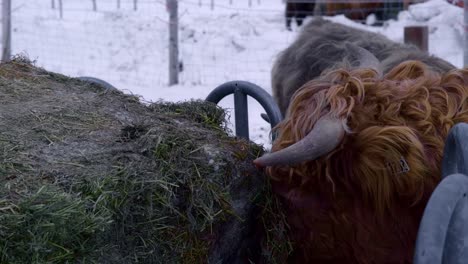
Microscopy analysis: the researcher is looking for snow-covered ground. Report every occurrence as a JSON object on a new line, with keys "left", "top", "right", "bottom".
{"left": 5, "top": 0, "right": 465, "bottom": 149}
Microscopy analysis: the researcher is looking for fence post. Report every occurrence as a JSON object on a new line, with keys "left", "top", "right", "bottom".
{"left": 58, "top": 0, "right": 63, "bottom": 19}
{"left": 92, "top": 0, "right": 97, "bottom": 11}
{"left": 134, "top": 0, "right": 137, "bottom": 11}
{"left": 211, "top": 0, "right": 214, "bottom": 10}
{"left": 404, "top": 26, "right": 428, "bottom": 52}
{"left": 314, "top": 0, "right": 323, "bottom": 16}
{"left": 2, "top": 0, "right": 11, "bottom": 62}
{"left": 51, "top": 0, "right": 55, "bottom": 9}
{"left": 168, "top": 0, "right": 179, "bottom": 85}
{"left": 465, "top": 0, "right": 468, "bottom": 67}
{"left": 117, "top": 0, "right": 120, "bottom": 9}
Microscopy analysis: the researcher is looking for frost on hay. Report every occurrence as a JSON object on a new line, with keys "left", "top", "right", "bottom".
{"left": 0, "top": 56, "right": 290, "bottom": 264}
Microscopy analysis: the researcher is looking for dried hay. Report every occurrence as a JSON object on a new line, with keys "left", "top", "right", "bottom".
{"left": 0, "top": 56, "right": 290, "bottom": 264}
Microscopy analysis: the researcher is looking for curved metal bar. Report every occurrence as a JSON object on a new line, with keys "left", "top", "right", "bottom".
{"left": 77, "top": 76, "right": 117, "bottom": 91}
{"left": 442, "top": 123, "right": 468, "bottom": 178}
{"left": 206, "top": 81, "right": 283, "bottom": 140}
{"left": 414, "top": 173, "right": 468, "bottom": 264}
{"left": 414, "top": 123, "right": 468, "bottom": 263}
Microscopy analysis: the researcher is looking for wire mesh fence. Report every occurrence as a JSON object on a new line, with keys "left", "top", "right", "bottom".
{"left": 0, "top": 0, "right": 465, "bottom": 146}
{"left": 2, "top": 0, "right": 464, "bottom": 91}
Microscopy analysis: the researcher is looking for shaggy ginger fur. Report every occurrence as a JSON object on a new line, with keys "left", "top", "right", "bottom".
{"left": 267, "top": 61, "right": 468, "bottom": 263}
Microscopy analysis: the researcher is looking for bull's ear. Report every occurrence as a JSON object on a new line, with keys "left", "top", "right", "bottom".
{"left": 345, "top": 42, "right": 383, "bottom": 76}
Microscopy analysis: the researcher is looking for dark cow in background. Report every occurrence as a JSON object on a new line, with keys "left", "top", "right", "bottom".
{"left": 255, "top": 18, "right": 467, "bottom": 263}
{"left": 447, "top": 0, "right": 464, "bottom": 7}
{"left": 285, "top": 0, "right": 316, "bottom": 30}
{"left": 285, "top": 0, "right": 421, "bottom": 30}
{"left": 325, "top": 0, "right": 419, "bottom": 24}
{"left": 325, "top": 0, "right": 383, "bottom": 22}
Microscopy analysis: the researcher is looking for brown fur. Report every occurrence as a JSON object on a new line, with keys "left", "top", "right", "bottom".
{"left": 266, "top": 61, "right": 468, "bottom": 263}
{"left": 326, "top": 1, "right": 382, "bottom": 21}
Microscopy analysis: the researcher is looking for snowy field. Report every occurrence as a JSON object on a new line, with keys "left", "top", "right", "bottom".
{"left": 5, "top": 0, "right": 465, "bottom": 149}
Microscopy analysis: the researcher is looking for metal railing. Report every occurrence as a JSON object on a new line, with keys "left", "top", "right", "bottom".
{"left": 205, "top": 80, "right": 283, "bottom": 141}
{"left": 78, "top": 76, "right": 117, "bottom": 91}
{"left": 414, "top": 123, "right": 468, "bottom": 264}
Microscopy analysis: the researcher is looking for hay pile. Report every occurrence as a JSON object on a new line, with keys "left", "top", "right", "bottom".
{"left": 0, "top": 57, "right": 290, "bottom": 264}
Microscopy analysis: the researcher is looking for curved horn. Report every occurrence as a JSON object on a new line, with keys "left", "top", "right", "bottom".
{"left": 254, "top": 115, "right": 345, "bottom": 168}
{"left": 345, "top": 42, "right": 383, "bottom": 76}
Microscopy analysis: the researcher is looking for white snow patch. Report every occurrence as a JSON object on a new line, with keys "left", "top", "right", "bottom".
{"left": 5, "top": 0, "right": 464, "bottom": 149}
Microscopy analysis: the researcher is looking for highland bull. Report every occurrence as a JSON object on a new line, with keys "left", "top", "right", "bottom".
{"left": 255, "top": 19, "right": 468, "bottom": 263}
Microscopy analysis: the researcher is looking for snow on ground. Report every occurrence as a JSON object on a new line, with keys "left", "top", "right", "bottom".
{"left": 5, "top": 0, "right": 465, "bottom": 149}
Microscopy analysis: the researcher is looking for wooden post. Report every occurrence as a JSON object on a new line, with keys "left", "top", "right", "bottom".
{"left": 52, "top": 0, "right": 55, "bottom": 9}
{"left": 404, "top": 26, "right": 428, "bottom": 52}
{"left": 133, "top": 0, "right": 137, "bottom": 10}
{"left": 314, "top": 0, "right": 323, "bottom": 16}
{"left": 2, "top": 0, "right": 11, "bottom": 62}
{"left": 117, "top": 0, "right": 120, "bottom": 9}
{"left": 211, "top": 0, "right": 214, "bottom": 10}
{"left": 168, "top": 0, "right": 179, "bottom": 85}
{"left": 92, "top": 0, "right": 97, "bottom": 11}
{"left": 58, "top": 0, "right": 63, "bottom": 19}
{"left": 464, "top": 0, "right": 468, "bottom": 67}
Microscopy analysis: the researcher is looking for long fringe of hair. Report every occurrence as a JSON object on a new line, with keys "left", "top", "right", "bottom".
{"left": 267, "top": 60, "right": 468, "bottom": 216}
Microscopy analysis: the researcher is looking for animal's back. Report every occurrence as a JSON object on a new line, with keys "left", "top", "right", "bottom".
{"left": 271, "top": 18, "right": 456, "bottom": 115}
